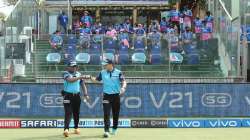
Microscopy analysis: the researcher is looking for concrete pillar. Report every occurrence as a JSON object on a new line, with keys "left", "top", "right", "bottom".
{"left": 133, "top": 8, "right": 138, "bottom": 25}
{"left": 0, "top": 38, "right": 5, "bottom": 69}
{"left": 147, "top": 12, "right": 151, "bottom": 27}
{"left": 96, "top": 8, "right": 101, "bottom": 23}
{"left": 40, "top": 9, "right": 44, "bottom": 34}
{"left": 40, "top": 8, "right": 47, "bottom": 34}
{"left": 68, "top": 7, "right": 72, "bottom": 30}
{"left": 176, "top": 1, "right": 180, "bottom": 11}
{"left": 231, "top": 0, "right": 240, "bottom": 76}
{"left": 231, "top": 0, "right": 239, "bottom": 19}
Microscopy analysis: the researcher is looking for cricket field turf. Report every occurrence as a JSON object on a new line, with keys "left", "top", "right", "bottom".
{"left": 0, "top": 128, "right": 249, "bottom": 140}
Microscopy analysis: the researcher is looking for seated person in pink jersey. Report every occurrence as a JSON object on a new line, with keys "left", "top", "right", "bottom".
{"left": 183, "top": 6, "right": 193, "bottom": 29}
{"left": 106, "top": 27, "right": 117, "bottom": 40}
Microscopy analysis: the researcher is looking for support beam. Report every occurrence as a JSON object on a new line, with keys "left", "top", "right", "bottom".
{"left": 95, "top": 8, "right": 100, "bottom": 23}
{"left": 231, "top": 0, "right": 239, "bottom": 20}
{"left": 133, "top": 8, "right": 137, "bottom": 25}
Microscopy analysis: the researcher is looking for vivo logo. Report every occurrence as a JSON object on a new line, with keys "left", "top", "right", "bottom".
{"left": 169, "top": 120, "right": 203, "bottom": 128}
{"left": 207, "top": 120, "right": 239, "bottom": 127}
{"left": 202, "top": 93, "right": 232, "bottom": 107}
{"left": 241, "top": 120, "right": 250, "bottom": 127}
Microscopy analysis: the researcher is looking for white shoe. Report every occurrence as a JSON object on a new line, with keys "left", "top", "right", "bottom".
{"left": 103, "top": 132, "right": 110, "bottom": 138}
{"left": 111, "top": 128, "right": 117, "bottom": 135}
{"left": 74, "top": 128, "right": 80, "bottom": 134}
{"left": 63, "top": 129, "right": 69, "bottom": 137}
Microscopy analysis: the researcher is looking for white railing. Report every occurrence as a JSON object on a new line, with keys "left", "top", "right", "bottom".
{"left": 218, "top": 0, "right": 233, "bottom": 21}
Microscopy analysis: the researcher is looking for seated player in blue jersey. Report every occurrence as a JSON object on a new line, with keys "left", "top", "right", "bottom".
{"left": 79, "top": 23, "right": 92, "bottom": 50}
{"left": 49, "top": 30, "right": 63, "bottom": 52}
{"left": 181, "top": 26, "right": 194, "bottom": 53}
{"left": 169, "top": 29, "right": 182, "bottom": 53}
{"left": 160, "top": 17, "right": 169, "bottom": 33}
{"left": 204, "top": 11, "right": 214, "bottom": 33}
{"left": 118, "top": 29, "right": 130, "bottom": 49}
{"left": 169, "top": 6, "right": 181, "bottom": 33}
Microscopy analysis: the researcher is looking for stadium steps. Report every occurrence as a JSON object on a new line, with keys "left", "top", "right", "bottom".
{"left": 13, "top": 64, "right": 36, "bottom": 82}
{"left": 33, "top": 39, "right": 224, "bottom": 79}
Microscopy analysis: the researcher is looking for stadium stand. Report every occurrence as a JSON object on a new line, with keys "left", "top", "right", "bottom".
{"left": 32, "top": 34, "right": 223, "bottom": 80}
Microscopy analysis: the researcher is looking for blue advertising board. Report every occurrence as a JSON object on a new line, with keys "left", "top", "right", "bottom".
{"left": 168, "top": 119, "right": 246, "bottom": 128}
{"left": 0, "top": 83, "right": 250, "bottom": 117}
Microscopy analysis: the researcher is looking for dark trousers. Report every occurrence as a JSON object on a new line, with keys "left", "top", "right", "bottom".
{"left": 103, "top": 93, "right": 120, "bottom": 132}
{"left": 63, "top": 93, "right": 81, "bottom": 130}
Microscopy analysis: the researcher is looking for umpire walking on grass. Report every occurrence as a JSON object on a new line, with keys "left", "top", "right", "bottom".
{"left": 91, "top": 59, "right": 127, "bottom": 138}
{"left": 62, "top": 61, "right": 90, "bottom": 137}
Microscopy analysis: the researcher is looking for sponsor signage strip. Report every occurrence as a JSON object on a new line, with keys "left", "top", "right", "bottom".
{"left": 1, "top": 84, "right": 250, "bottom": 117}
{"left": 56, "top": 119, "right": 131, "bottom": 128}
{"left": 2, "top": 119, "right": 250, "bottom": 128}
{"left": 0, "top": 120, "right": 20, "bottom": 128}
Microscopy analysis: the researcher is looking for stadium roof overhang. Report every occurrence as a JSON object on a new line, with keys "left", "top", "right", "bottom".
{"left": 44, "top": 0, "right": 169, "bottom": 8}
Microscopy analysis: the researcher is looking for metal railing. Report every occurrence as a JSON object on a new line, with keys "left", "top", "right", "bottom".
{"left": 31, "top": 32, "right": 224, "bottom": 82}
{"left": 0, "top": 0, "right": 38, "bottom": 83}
{"left": 211, "top": 0, "right": 242, "bottom": 78}
{"left": 0, "top": 0, "right": 246, "bottom": 83}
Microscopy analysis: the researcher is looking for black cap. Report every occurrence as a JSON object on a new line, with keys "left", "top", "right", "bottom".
{"left": 101, "top": 59, "right": 113, "bottom": 66}
{"left": 68, "top": 61, "right": 77, "bottom": 67}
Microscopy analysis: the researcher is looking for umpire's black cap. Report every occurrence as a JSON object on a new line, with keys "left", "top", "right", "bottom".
{"left": 68, "top": 61, "right": 77, "bottom": 67}
{"left": 101, "top": 59, "right": 113, "bottom": 66}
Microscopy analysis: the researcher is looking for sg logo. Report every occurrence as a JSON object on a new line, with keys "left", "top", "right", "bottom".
{"left": 40, "top": 94, "right": 63, "bottom": 108}
{"left": 201, "top": 93, "right": 232, "bottom": 107}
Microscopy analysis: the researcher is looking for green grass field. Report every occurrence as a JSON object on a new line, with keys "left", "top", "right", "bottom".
{"left": 0, "top": 128, "right": 249, "bottom": 140}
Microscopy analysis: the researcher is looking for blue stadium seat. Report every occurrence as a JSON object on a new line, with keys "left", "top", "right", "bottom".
{"left": 240, "top": 34, "right": 244, "bottom": 41}
{"left": 183, "top": 44, "right": 197, "bottom": 54}
{"left": 90, "top": 54, "right": 101, "bottom": 65}
{"left": 105, "top": 39, "right": 116, "bottom": 50}
{"left": 118, "top": 45, "right": 129, "bottom": 64}
{"left": 105, "top": 49, "right": 116, "bottom": 54}
{"left": 118, "top": 53, "right": 129, "bottom": 64}
{"left": 132, "top": 53, "right": 146, "bottom": 64}
{"left": 68, "top": 34, "right": 77, "bottom": 45}
{"left": 150, "top": 45, "right": 161, "bottom": 65}
{"left": 64, "top": 45, "right": 77, "bottom": 64}
{"left": 89, "top": 43, "right": 101, "bottom": 54}
{"left": 150, "top": 54, "right": 161, "bottom": 65}
{"left": 134, "top": 40, "right": 145, "bottom": 50}
{"left": 246, "top": 26, "right": 250, "bottom": 33}
{"left": 75, "top": 53, "right": 90, "bottom": 64}
{"left": 151, "top": 45, "right": 161, "bottom": 54}
{"left": 187, "top": 53, "right": 200, "bottom": 65}
{"left": 119, "top": 45, "right": 129, "bottom": 53}
{"left": 247, "top": 34, "right": 250, "bottom": 41}
{"left": 46, "top": 53, "right": 61, "bottom": 63}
